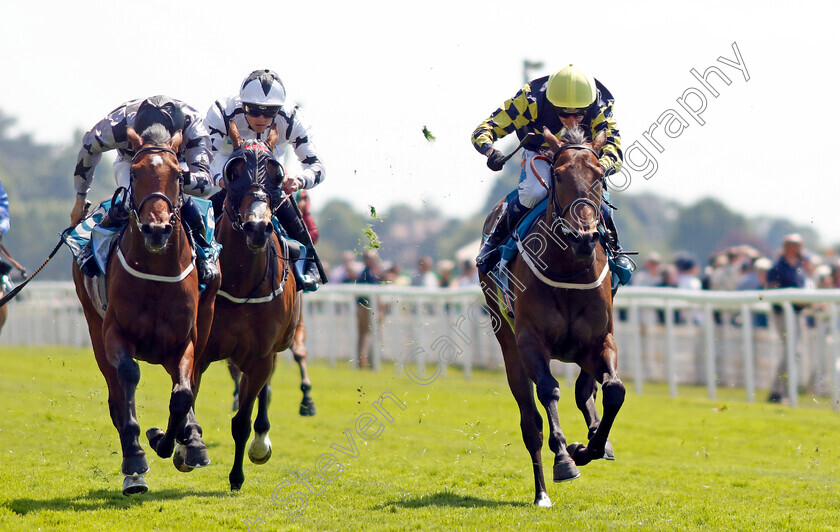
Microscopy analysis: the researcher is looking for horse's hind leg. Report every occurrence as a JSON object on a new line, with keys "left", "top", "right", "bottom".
{"left": 574, "top": 371, "right": 614, "bottom": 460}
{"left": 570, "top": 334, "right": 625, "bottom": 466}
{"left": 291, "top": 310, "right": 316, "bottom": 416}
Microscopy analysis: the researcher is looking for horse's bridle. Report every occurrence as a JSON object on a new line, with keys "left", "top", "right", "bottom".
{"left": 128, "top": 146, "right": 185, "bottom": 225}
{"left": 224, "top": 189, "right": 277, "bottom": 232}
{"left": 531, "top": 143, "right": 605, "bottom": 236}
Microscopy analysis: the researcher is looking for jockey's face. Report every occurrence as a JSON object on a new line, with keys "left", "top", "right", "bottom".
{"left": 558, "top": 107, "right": 587, "bottom": 129}
{"left": 243, "top": 104, "right": 279, "bottom": 133}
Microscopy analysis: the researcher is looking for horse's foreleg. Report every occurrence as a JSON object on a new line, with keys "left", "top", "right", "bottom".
{"left": 147, "top": 343, "right": 200, "bottom": 462}
{"left": 250, "top": 378, "right": 273, "bottom": 465}
{"left": 519, "top": 335, "right": 578, "bottom": 484}
{"left": 573, "top": 335, "right": 625, "bottom": 465}
{"left": 230, "top": 362, "right": 272, "bottom": 491}
{"left": 503, "top": 351, "right": 551, "bottom": 507}
{"left": 102, "top": 328, "right": 148, "bottom": 481}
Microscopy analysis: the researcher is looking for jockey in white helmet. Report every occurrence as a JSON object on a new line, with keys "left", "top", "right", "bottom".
{"left": 205, "top": 69, "right": 326, "bottom": 291}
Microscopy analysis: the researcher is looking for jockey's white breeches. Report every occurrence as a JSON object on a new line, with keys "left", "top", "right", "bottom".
{"left": 517, "top": 149, "right": 551, "bottom": 208}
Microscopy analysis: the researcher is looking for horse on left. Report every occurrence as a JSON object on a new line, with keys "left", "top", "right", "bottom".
{"left": 72, "top": 125, "right": 220, "bottom": 495}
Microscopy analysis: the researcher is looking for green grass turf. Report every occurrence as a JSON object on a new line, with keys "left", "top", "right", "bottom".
{"left": 1, "top": 345, "right": 839, "bottom": 531}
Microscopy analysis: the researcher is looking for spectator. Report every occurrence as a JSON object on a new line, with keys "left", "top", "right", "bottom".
{"left": 355, "top": 250, "right": 383, "bottom": 369}
{"left": 766, "top": 233, "right": 807, "bottom": 404}
{"left": 455, "top": 258, "right": 480, "bottom": 287}
{"left": 631, "top": 252, "right": 663, "bottom": 287}
{"left": 412, "top": 256, "right": 439, "bottom": 288}
{"left": 331, "top": 251, "right": 359, "bottom": 284}
{"left": 437, "top": 260, "right": 456, "bottom": 288}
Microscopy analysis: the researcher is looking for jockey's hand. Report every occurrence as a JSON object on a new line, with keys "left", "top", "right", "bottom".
{"left": 70, "top": 197, "right": 90, "bottom": 225}
{"left": 486, "top": 148, "right": 506, "bottom": 171}
{"left": 283, "top": 176, "right": 304, "bottom": 195}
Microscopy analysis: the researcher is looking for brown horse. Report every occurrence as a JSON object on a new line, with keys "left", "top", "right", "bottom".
{"left": 195, "top": 123, "right": 300, "bottom": 491}
{"left": 72, "top": 124, "right": 219, "bottom": 495}
{"left": 228, "top": 309, "right": 317, "bottom": 416}
{"left": 479, "top": 125, "right": 624, "bottom": 507}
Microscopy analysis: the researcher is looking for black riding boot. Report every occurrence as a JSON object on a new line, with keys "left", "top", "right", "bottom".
{"left": 476, "top": 196, "right": 529, "bottom": 275}
{"left": 181, "top": 197, "right": 220, "bottom": 285}
{"left": 274, "top": 197, "right": 325, "bottom": 292}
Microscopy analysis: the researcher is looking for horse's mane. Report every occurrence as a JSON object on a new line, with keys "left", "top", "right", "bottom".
{"left": 139, "top": 123, "right": 172, "bottom": 146}
{"left": 560, "top": 124, "right": 587, "bottom": 145}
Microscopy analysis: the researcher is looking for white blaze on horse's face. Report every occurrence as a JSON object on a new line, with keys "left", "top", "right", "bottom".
{"left": 245, "top": 197, "right": 271, "bottom": 225}
{"left": 150, "top": 155, "right": 163, "bottom": 167}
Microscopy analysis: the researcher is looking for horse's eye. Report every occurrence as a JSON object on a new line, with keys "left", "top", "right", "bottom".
{"left": 267, "top": 162, "right": 284, "bottom": 186}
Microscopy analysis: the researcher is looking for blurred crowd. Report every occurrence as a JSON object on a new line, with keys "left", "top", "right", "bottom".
{"left": 327, "top": 251, "right": 480, "bottom": 289}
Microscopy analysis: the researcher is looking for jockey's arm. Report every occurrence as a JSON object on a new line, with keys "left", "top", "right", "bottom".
{"left": 0, "top": 180, "right": 9, "bottom": 235}
{"left": 471, "top": 83, "right": 537, "bottom": 156}
{"left": 284, "top": 106, "right": 325, "bottom": 190}
{"left": 73, "top": 112, "right": 124, "bottom": 201}
{"left": 204, "top": 100, "right": 231, "bottom": 189}
{"left": 181, "top": 111, "right": 214, "bottom": 197}
{"left": 590, "top": 101, "right": 623, "bottom": 176}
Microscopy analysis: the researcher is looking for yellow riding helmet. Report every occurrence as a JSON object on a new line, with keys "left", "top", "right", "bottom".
{"left": 546, "top": 65, "right": 597, "bottom": 109}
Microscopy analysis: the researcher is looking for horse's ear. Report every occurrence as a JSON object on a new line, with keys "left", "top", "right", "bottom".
{"left": 266, "top": 124, "right": 279, "bottom": 152}
{"left": 168, "top": 130, "right": 183, "bottom": 152}
{"left": 127, "top": 127, "right": 143, "bottom": 151}
{"left": 591, "top": 130, "right": 607, "bottom": 154}
{"left": 229, "top": 120, "right": 244, "bottom": 150}
{"left": 543, "top": 127, "right": 563, "bottom": 153}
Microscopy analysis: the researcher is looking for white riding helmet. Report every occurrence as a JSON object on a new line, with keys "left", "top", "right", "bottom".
{"left": 240, "top": 69, "right": 286, "bottom": 107}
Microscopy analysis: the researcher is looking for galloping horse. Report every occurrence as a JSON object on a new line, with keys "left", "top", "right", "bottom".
{"left": 195, "top": 123, "right": 300, "bottom": 491}
{"left": 72, "top": 124, "right": 219, "bottom": 495}
{"left": 479, "top": 125, "right": 624, "bottom": 507}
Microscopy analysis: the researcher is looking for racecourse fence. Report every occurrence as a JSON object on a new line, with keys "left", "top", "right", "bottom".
{"left": 2, "top": 282, "right": 839, "bottom": 409}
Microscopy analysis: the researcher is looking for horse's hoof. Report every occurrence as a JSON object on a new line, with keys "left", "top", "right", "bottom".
{"left": 553, "top": 459, "right": 581, "bottom": 482}
{"left": 121, "top": 454, "right": 149, "bottom": 476}
{"left": 122, "top": 474, "right": 148, "bottom": 496}
{"left": 230, "top": 482, "right": 242, "bottom": 492}
{"left": 567, "top": 442, "right": 590, "bottom": 465}
{"left": 146, "top": 427, "right": 165, "bottom": 451}
{"left": 184, "top": 445, "right": 211, "bottom": 469}
{"left": 248, "top": 432, "right": 272, "bottom": 464}
{"left": 299, "top": 399, "right": 317, "bottom": 416}
{"left": 604, "top": 439, "right": 616, "bottom": 461}
{"left": 534, "top": 492, "right": 552, "bottom": 507}
{"left": 173, "top": 443, "right": 194, "bottom": 473}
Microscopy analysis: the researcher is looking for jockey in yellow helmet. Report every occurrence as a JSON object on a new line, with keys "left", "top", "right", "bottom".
{"left": 472, "top": 64, "right": 634, "bottom": 284}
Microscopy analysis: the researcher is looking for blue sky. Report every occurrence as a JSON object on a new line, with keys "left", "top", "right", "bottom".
{"left": 1, "top": 1, "right": 837, "bottom": 243}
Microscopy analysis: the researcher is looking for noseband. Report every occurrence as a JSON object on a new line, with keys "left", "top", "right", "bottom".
{"left": 225, "top": 190, "right": 272, "bottom": 232}
{"left": 128, "top": 146, "right": 185, "bottom": 224}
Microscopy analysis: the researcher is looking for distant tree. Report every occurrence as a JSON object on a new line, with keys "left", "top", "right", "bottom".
{"left": 314, "top": 199, "right": 370, "bottom": 265}
{"left": 668, "top": 198, "right": 748, "bottom": 262}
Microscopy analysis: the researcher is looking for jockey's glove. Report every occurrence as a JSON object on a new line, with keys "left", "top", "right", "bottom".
{"left": 486, "top": 148, "right": 506, "bottom": 171}
{"left": 182, "top": 171, "right": 192, "bottom": 185}
{"left": 601, "top": 163, "right": 616, "bottom": 178}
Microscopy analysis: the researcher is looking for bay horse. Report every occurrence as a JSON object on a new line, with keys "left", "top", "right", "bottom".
{"left": 195, "top": 122, "right": 300, "bottom": 491}
{"left": 479, "top": 125, "right": 624, "bottom": 507}
{"left": 228, "top": 311, "right": 317, "bottom": 416}
{"left": 72, "top": 124, "right": 219, "bottom": 496}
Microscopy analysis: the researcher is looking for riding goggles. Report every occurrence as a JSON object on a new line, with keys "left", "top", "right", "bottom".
{"left": 243, "top": 104, "right": 280, "bottom": 119}
{"left": 558, "top": 107, "right": 589, "bottom": 119}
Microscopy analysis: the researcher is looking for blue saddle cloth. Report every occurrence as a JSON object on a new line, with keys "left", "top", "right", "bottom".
{"left": 62, "top": 197, "right": 220, "bottom": 278}
{"left": 486, "top": 191, "right": 630, "bottom": 318}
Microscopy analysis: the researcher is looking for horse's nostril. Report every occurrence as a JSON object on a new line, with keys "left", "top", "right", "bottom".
{"left": 162, "top": 224, "right": 173, "bottom": 237}
{"left": 140, "top": 224, "right": 152, "bottom": 236}
{"left": 243, "top": 221, "right": 257, "bottom": 233}
{"left": 263, "top": 224, "right": 273, "bottom": 236}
